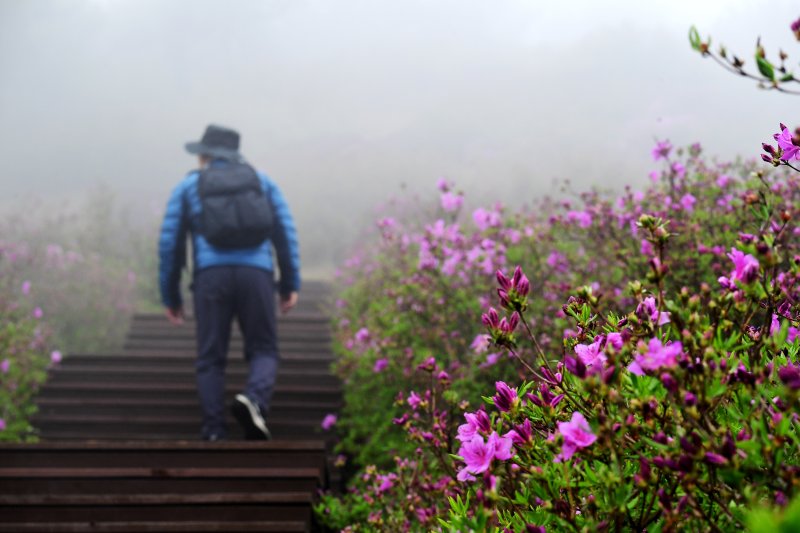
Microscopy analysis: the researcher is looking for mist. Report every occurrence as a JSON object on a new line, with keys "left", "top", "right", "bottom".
{"left": 1, "top": 0, "right": 797, "bottom": 274}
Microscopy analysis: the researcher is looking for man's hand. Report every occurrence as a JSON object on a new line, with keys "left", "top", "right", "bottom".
{"left": 165, "top": 307, "right": 184, "bottom": 326}
{"left": 280, "top": 292, "right": 298, "bottom": 315}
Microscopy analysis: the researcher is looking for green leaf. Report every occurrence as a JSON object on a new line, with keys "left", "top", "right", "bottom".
{"left": 780, "top": 72, "right": 795, "bottom": 82}
{"left": 757, "top": 55, "right": 776, "bottom": 81}
{"left": 689, "top": 26, "right": 701, "bottom": 51}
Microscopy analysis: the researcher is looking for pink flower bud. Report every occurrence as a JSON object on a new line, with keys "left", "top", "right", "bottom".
{"left": 497, "top": 289, "right": 510, "bottom": 308}
{"left": 512, "top": 266, "right": 523, "bottom": 287}
{"left": 496, "top": 270, "right": 511, "bottom": 290}
{"left": 482, "top": 308, "right": 500, "bottom": 328}
{"left": 516, "top": 275, "right": 530, "bottom": 297}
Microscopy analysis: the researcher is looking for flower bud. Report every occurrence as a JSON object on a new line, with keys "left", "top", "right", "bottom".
{"left": 516, "top": 275, "right": 531, "bottom": 297}
{"left": 684, "top": 392, "right": 697, "bottom": 406}
{"left": 704, "top": 452, "right": 727, "bottom": 465}
{"left": 482, "top": 308, "right": 500, "bottom": 328}
{"left": 493, "top": 381, "right": 518, "bottom": 412}
{"left": 512, "top": 265, "right": 523, "bottom": 287}
{"left": 497, "top": 288, "right": 511, "bottom": 309}
{"left": 569, "top": 353, "right": 589, "bottom": 377}
{"left": 496, "top": 270, "right": 512, "bottom": 291}
{"left": 660, "top": 373, "right": 678, "bottom": 394}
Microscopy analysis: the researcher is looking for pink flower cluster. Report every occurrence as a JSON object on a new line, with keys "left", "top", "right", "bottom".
{"left": 456, "top": 409, "right": 515, "bottom": 481}
{"left": 555, "top": 412, "right": 597, "bottom": 462}
{"left": 718, "top": 248, "right": 760, "bottom": 289}
{"left": 628, "top": 338, "right": 683, "bottom": 376}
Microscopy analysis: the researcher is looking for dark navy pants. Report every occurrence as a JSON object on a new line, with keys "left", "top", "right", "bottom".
{"left": 192, "top": 266, "right": 280, "bottom": 439}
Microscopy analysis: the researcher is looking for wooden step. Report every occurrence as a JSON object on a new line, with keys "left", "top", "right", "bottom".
{"left": 0, "top": 441, "right": 327, "bottom": 532}
{"left": 0, "top": 520, "right": 309, "bottom": 532}
{"left": 21, "top": 281, "right": 338, "bottom": 531}
{"left": 81, "top": 349, "right": 335, "bottom": 360}
{"left": 45, "top": 366, "right": 339, "bottom": 387}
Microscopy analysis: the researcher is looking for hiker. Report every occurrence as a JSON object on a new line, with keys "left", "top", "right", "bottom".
{"left": 158, "top": 124, "right": 300, "bottom": 441}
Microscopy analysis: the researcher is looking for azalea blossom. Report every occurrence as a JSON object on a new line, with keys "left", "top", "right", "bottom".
{"left": 679, "top": 193, "right": 696, "bottom": 212}
{"left": 652, "top": 140, "right": 672, "bottom": 161}
{"left": 724, "top": 248, "right": 760, "bottom": 285}
{"left": 493, "top": 381, "right": 518, "bottom": 412}
{"left": 440, "top": 191, "right": 463, "bottom": 213}
{"left": 457, "top": 431, "right": 514, "bottom": 481}
{"left": 637, "top": 297, "right": 670, "bottom": 326}
{"left": 407, "top": 391, "right": 423, "bottom": 410}
{"left": 354, "top": 328, "right": 370, "bottom": 343}
{"left": 373, "top": 358, "right": 389, "bottom": 373}
{"left": 606, "top": 332, "right": 625, "bottom": 351}
{"left": 574, "top": 338, "right": 607, "bottom": 369}
{"left": 774, "top": 124, "right": 800, "bottom": 161}
{"left": 321, "top": 414, "right": 337, "bottom": 431}
{"left": 457, "top": 410, "right": 491, "bottom": 442}
{"left": 628, "top": 338, "right": 683, "bottom": 376}
{"left": 555, "top": 412, "right": 597, "bottom": 462}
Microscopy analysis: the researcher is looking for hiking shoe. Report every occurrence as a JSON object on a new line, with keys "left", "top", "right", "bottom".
{"left": 231, "top": 394, "right": 272, "bottom": 440}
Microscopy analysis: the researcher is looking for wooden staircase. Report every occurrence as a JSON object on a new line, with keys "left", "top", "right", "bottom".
{"left": 0, "top": 281, "right": 340, "bottom": 532}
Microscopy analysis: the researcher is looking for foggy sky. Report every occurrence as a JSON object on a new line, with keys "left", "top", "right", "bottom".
{"left": 0, "top": 0, "right": 797, "bottom": 271}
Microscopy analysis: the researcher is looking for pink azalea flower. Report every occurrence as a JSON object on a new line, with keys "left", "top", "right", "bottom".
{"left": 640, "top": 239, "right": 654, "bottom": 256}
{"left": 407, "top": 391, "right": 422, "bottom": 410}
{"left": 493, "top": 381, "right": 518, "bottom": 412}
{"left": 567, "top": 210, "right": 592, "bottom": 228}
{"left": 376, "top": 473, "right": 396, "bottom": 493}
{"left": 606, "top": 332, "right": 625, "bottom": 351}
{"left": 0, "top": 359, "right": 9, "bottom": 374}
{"left": 652, "top": 140, "right": 672, "bottom": 161}
{"left": 457, "top": 410, "right": 491, "bottom": 442}
{"left": 775, "top": 124, "right": 800, "bottom": 161}
{"left": 51, "top": 351, "right": 62, "bottom": 364}
{"left": 321, "top": 414, "right": 337, "bottom": 431}
{"left": 671, "top": 162, "right": 686, "bottom": 177}
{"left": 32, "top": 307, "right": 43, "bottom": 320}
{"left": 555, "top": 412, "right": 597, "bottom": 462}
{"left": 470, "top": 334, "right": 489, "bottom": 353}
{"left": 479, "top": 352, "right": 501, "bottom": 369}
{"left": 436, "top": 178, "right": 450, "bottom": 192}
{"left": 628, "top": 338, "right": 683, "bottom": 376}
{"left": 680, "top": 193, "right": 696, "bottom": 212}
{"left": 354, "top": 328, "right": 370, "bottom": 344}
{"left": 574, "top": 339, "right": 607, "bottom": 369}
{"left": 727, "top": 248, "right": 760, "bottom": 284}
{"left": 21, "top": 281, "right": 31, "bottom": 295}
{"left": 440, "top": 191, "right": 463, "bottom": 212}
{"left": 373, "top": 358, "right": 389, "bottom": 373}
{"left": 637, "top": 297, "right": 670, "bottom": 326}
{"left": 770, "top": 315, "right": 800, "bottom": 344}
{"left": 0, "top": 419, "right": 5, "bottom": 431}
{"left": 490, "top": 431, "right": 514, "bottom": 461}
{"left": 472, "top": 208, "right": 501, "bottom": 231}
{"left": 457, "top": 431, "right": 514, "bottom": 481}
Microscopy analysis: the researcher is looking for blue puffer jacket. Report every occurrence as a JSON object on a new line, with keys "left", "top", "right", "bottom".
{"left": 158, "top": 160, "right": 300, "bottom": 309}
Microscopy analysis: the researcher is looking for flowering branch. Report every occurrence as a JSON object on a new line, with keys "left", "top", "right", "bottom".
{"left": 689, "top": 21, "right": 800, "bottom": 95}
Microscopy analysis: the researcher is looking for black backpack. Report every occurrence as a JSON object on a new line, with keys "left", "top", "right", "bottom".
{"left": 197, "top": 163, "right": 274, "bottom": 249}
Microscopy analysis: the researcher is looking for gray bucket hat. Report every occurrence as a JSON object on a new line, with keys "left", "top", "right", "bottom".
{"left": 185, "top": 124, "right": 242, "bottom": 160}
